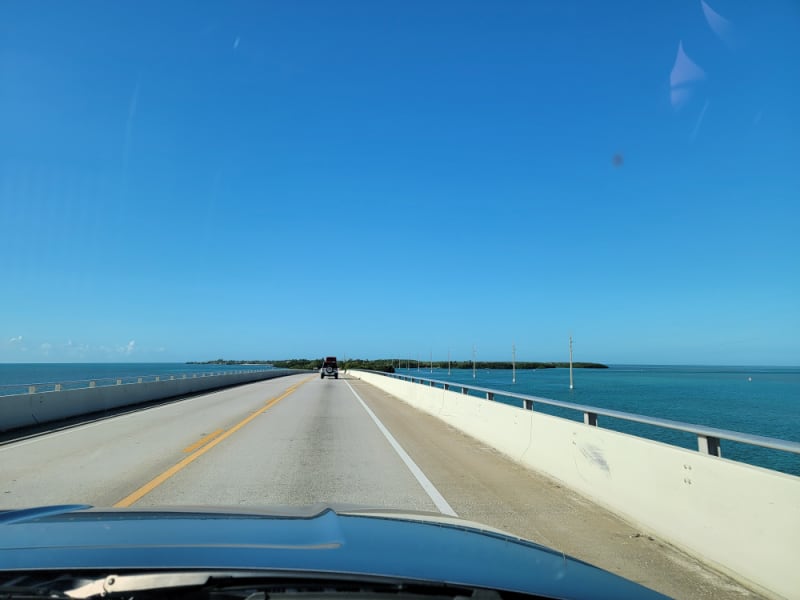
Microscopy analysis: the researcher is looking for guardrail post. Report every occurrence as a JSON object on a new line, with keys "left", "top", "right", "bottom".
{"left": 138, "top": 377, "right": 143, "bottom": 383}
{"left": 486, "top": 392, "right": 494, "bottom": 401}
{"left": 116, "top": 379, "right": 122, "bottom": 385}
{"left": 155, "top": 376, "right": 160, "bottom": 382}
{"left": 462, "top": 387, "right": 469, "bottom": 395}
{"left": 55, "top": 384, "right": 62, "bottom": 392}
{"left": 170, "top": 375, "right": 175, "bottom": 380}
{"left": 444, "top": 383, "right": 449, "bottom": 391}
{"left": 429, "top": 380, "right": 434, "bottom": 387}
{"left": 584, "top": 412, "right": 598, "bottom": 426}
{"left": 28, "top": 385, "right": 36, "bottom": 394}
{"left": 89, "top": 381, "right": 96, "bottom": 388}
{"left": 698, "top": 435, "right": 722, "bottom": 457}
{"left": 523, "top": 399, "right": 533, "bottom": 410}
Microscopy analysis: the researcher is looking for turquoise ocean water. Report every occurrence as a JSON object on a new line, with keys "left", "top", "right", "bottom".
{"left": 397, "top": 365, "right": 799, "bottom": 477}
{"left": 0, "top": 363, "right": 797, "bottom": 476}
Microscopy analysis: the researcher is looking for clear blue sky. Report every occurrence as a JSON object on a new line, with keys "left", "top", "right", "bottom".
{"left": 2, "top": 1, "right": 798, "bottom": 365}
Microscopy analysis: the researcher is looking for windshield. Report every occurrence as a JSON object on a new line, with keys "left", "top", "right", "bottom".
{"left": 1, "top": 2, "right": 798, "bottom": 600}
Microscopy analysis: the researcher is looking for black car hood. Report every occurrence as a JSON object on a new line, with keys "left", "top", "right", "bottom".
{"left": 0, "top": 504, "right": 668, "bottom": 599}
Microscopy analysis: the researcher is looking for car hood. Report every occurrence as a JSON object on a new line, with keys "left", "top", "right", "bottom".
{"left": 0, "top": 504, "right": 668, "bottom": 599}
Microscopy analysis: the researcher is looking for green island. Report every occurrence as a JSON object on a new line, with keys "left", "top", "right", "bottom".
{"left": 188, "top": 358, "right": 607, "bottom": 373}
{"left": 187, "top": 359, "right": 273, "bottom": 365}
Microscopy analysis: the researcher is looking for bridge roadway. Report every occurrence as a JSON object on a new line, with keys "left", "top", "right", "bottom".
{"left": 0, "top": 373, "right": 761, "bottom": 600}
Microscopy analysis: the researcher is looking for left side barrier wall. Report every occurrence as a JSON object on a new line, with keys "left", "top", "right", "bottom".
{"left": 0, "top": 370, "right": 299, "bottom": 432}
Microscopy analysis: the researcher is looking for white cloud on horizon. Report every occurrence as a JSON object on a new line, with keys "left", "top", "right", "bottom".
{"left": 9, "top": 335, "right": 23, "bottom": 343}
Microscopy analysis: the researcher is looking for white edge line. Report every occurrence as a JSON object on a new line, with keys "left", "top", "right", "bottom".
{"left": 344, "top": 380, "right": 458, "bottom": 517}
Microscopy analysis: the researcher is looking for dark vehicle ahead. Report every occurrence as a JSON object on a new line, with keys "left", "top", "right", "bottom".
{"left": 0, "top": 504, "right": 668, "bottom": 600}
{"left": 321, "top": 357, "right": 339, "bottom": 379}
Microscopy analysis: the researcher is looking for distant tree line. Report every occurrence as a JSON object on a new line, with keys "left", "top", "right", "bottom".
{"left": 187, "top": 359, "right": 273, "bottom": 365}
{"left": 270, "top": 358, "right": 396, "bottom": 373}
{"left": 268, "top": 359, "right": 607, "bottom": 372}
{"left": 189, "top": 358, "right": 607, "bottom": 371}
{"left": 271, "top": 358, "right": 324, "bottom": 370}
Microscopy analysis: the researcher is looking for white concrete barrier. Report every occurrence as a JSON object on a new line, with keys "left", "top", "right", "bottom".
{"left": 0, "top": 370, "right": 299, "bottom": 432}
{"left": 351, "top": 370, "right": 800, "bottom": 600}
{"left": 0, "top": 395, "right": 35, "bottom": 431}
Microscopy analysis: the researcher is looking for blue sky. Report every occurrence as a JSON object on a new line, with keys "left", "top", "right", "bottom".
{"left": 2, "top": 1, "right": 798, "bottom": 365}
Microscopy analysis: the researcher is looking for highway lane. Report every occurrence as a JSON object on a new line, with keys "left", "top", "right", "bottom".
{"left": 0, "top": 372, "right": 760, "bottom": 599}
{"left": 136, "top": 375, "right": 440, "bottom": 510}
{"left": 0, "top": 373, "right": 440, "bottom": 512}
{"left": 0, "top": 374, "right": 310, "bottom": 507}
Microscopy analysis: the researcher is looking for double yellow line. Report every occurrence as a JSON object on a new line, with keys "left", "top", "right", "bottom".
{"left": 114, "top": 378, "right": 310, "bottom": 508}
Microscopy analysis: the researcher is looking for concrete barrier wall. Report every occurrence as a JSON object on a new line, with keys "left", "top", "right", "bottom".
{"left": 0, "top": 370, "right": 298, "bottom": 433}
{"left": 350, "top": 370, "right": 800, "bottom": 600}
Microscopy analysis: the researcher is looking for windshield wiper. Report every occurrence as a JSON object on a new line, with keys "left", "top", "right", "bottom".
{"left": 66, "top": 572, "right": 214, "bottom": 598}
{"left": 57, "top": 572, "right": 510, "bottom": 600}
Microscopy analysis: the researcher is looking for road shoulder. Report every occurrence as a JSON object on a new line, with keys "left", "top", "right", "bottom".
{"left": 347, "top": 375, "right": 761, "bottom": 600}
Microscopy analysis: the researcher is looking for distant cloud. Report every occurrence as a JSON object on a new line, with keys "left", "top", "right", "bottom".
{"left": 8, "top": 335, "right": 23, "bottom": 343}
{"left": 233, "top": 36, "right": 240, "bottom": 50}
{"left": 40, "top": 342, "right": 52, "bottom": 356}
{"left": 64, "top": 339, "right": 89, "bottom": 358}
{"left": 123, "top": 340, "right": 136, "bottom": 355}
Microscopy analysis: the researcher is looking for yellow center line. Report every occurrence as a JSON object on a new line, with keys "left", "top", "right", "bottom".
{"left": 114, "top": 376, "right": 312, "bottom": 508}
{"left": 182, "top": 428, "right": 224, "bottom": 453}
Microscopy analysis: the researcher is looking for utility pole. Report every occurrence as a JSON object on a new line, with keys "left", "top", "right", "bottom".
{"left": 472, "top": 345, "right": 476, "bottom": 379}
{"left": 512, "top": 343, "right": 516, "bottom": 384}
{"left": 430, "top": 350, "right": 432, "bottom": 373}
{"left": 448, "top": 349, "right": 451, "bottom": 375}
{"left": 569, "top": 335, "right": 574, "bottom": 390}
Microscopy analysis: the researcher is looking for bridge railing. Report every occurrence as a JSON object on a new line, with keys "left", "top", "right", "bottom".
{"left": 373, "top": 371, "right": 800, "bottom": 459}
{"left": 0, "top": 370, "right": 268, "bottom": 397}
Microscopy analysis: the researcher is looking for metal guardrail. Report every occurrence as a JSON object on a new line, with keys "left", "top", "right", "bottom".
{"left": 377, "top": 371, "right": 800, "bottom": 459}
{"left": 0, "top": 370, "right": 269, "bottom": 397}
